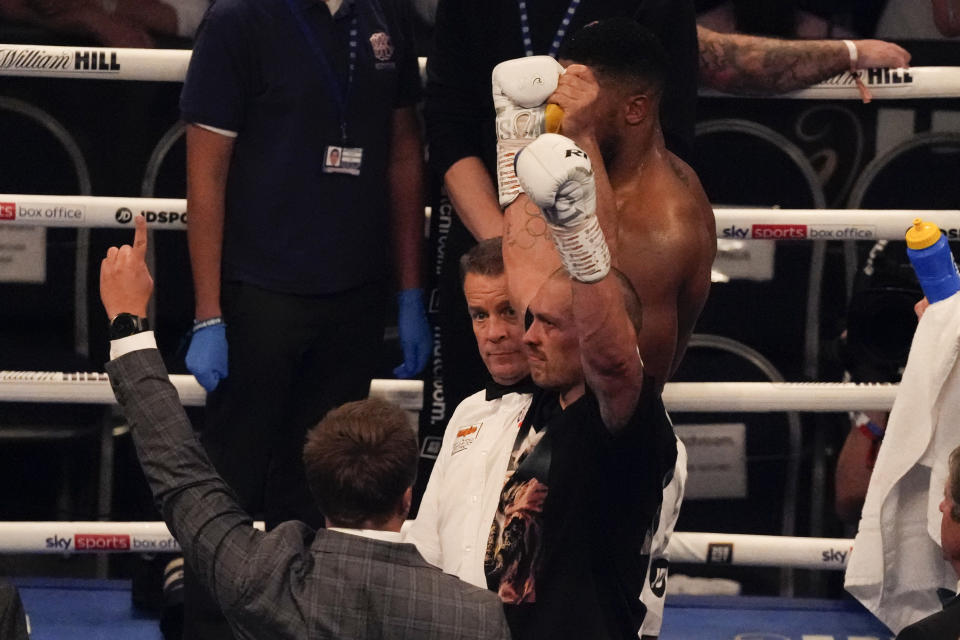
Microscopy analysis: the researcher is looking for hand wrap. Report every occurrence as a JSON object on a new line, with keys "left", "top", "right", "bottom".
{"left": 515, "top": 133, "right": 610, "bottom": 283}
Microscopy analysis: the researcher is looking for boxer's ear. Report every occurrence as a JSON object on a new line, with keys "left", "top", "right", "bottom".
{"left": 399, "top": 486, "right": 413, "bottom": 518}
{"left": 624, "top": 93, "right": 651, "bottom": 126}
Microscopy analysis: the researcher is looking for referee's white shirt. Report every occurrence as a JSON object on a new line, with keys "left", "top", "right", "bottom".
{"left": 406, "top": 389, "right": 533, "bottom": 588}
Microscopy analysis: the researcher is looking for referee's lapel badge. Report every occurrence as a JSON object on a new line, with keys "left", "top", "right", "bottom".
{"left": 452, "top": 422, "right": 482, "bottom": 455}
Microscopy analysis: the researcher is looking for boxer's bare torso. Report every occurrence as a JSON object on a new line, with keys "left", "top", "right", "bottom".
{"left": 503, "top": 64, "right": 716, "bottom": 389}
{"left": 609, "top": 151, "right": 715, "bottom": 388}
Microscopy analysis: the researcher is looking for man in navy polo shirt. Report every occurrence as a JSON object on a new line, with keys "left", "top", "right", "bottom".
{"left": 178, "top": 0, "right": 430, "bottom": 636}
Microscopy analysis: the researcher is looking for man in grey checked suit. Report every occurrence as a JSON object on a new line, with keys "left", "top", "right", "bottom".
{"left": 100, "top": 215, "right": 510, "bottom": 640}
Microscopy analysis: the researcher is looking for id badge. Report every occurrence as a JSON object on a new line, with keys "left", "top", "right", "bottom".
{"left": 323, "top": 145, "right": 363, "bottom": 176}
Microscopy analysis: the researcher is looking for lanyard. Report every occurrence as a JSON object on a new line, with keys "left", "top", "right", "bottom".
{"left": 516, "top": 0, "right": 582, "bottom": 58}
{"left": 284, "top": 0, "right": 359, "bottom": 141}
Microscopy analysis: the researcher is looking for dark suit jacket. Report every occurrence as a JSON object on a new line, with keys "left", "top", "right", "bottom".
{"left": 897, "top": 595, "right": 960, "bottom": 640}
{"left": 0, "top": 581, "right": 28, "bottom": 640}
{"left": 107, "top": 348, "right": 510, "bottom": 640}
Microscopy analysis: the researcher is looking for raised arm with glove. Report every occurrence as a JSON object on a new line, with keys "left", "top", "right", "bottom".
{"left": 514, "top": 132, "right": 609, "bottom": 284}
{"left": 492, "top": 56, "right": 565, "bottom": 207}
{"left": 515, "top": 132, "right": 642, "bottom": 429}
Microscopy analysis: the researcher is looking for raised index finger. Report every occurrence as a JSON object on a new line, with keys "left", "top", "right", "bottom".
{"left": 133, "top": 214, "right": 148, "bottom": 257}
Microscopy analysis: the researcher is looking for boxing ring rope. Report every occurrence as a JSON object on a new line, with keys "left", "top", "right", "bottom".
{"left": 662, "top": 382, "right": 897, "bottom": 412}
{"left": 0, "top": 373, "right": 900, "bottom": 411}
{"left": 0, "top": 45, "right": 190, "bottom": 81}
{"left": 0, "top": 373, "right": 426, "bottom": 409}
{"left": 1, "top": 44, "right": 958, "bottom": 101}
{"left": 0, "top": 371, "right": 205, "bottom": 406}
{"left": 4, "top": 194, "right": 960, "bottom": 240}
{"left": 668, "top": 533, "right": 852, "bottom": 570}
{"left": 0, "top": 521, "right": 852, "bottom": 570}
{"left": 702, "top": 67, "right": 946, "bottom": 100}
{"left": 711, "top": 208, "right": 960, "bottom": 240}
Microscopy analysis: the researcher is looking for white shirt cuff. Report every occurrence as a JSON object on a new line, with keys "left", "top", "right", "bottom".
{"left": 110, "top": 331, "right": 158, "bottom": 360}
{"left": 195, "top": 123, "right": 238, "bottom": 138}
{"left": 326, "top": 527, "right": 403, "bottom": 543}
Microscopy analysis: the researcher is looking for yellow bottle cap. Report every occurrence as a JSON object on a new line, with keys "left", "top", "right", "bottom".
{"left": 906, "top": 218, "right": 942, "bottom": 250}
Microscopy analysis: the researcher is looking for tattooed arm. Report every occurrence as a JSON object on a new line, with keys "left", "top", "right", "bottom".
{"left": 697, "top": 25, "right": 911, "bottom": 95}
{"left": 933, "top": 0, "right": 960, "bottom": 37}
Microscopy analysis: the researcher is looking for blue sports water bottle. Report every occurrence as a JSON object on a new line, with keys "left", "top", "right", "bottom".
{"left": 905, "top": 218, "right": 960, "bottom": 303}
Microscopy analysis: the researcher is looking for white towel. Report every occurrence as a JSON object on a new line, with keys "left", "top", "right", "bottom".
{"left": 845, "top": 292, "right": 960, "bottom": 632}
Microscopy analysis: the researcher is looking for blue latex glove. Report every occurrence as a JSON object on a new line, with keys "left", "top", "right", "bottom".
{"left": 186, "top": 323, "right": 228, "bottom": 392}
{"left": 394, "top": 288, "right": 432, "bottom": 379}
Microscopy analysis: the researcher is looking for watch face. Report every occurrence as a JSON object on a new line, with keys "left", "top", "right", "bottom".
{"left": 110, "top": 313, "right": 146, "bottom": 339}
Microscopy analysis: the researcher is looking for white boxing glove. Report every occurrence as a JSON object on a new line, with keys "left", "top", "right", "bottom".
{"left": 492, "top": 56, "right": 565, "bottom": 208}
{"left": 515, "top": 133, "right": 610, "bottom": 283}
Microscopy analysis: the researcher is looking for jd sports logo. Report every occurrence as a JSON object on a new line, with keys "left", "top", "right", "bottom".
{"left": 565, "top": 148, "right": 587, "bottom": 159}
{"left": 116, "top": 207, "right": 133, "bottom": 224}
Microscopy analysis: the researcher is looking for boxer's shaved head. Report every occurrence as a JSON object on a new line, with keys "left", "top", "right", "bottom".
{"left": 541, "top": 267, "right": 643, "bottom": 335}
{"left": 559, "top": 18, "right": 669, "bottom": 100}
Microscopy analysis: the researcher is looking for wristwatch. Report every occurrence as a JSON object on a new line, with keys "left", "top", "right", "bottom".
{"left": 109, "top": 313, "right": 150, "bottom": 340}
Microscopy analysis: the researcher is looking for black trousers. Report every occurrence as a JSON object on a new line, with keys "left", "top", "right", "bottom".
{"left": 0, "top": 581, "right": 28, "bottom": 640}
{"left": 183, "top": 279, "right": 387, "bottom": 640}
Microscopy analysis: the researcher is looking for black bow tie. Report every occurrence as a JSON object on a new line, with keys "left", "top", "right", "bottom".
{"left": 485, "top": 376, "right": 537, "bottom": 401}
{"left": 937, "top": 587, "right": 958, "bottom": 608}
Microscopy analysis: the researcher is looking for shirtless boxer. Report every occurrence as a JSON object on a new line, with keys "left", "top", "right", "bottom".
{"left": 497, "top": 20, "right": 716, "bottom": 390}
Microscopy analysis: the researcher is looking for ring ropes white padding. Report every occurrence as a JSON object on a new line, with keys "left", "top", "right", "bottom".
{"left": 0, "top": 372, "right": 427, "bottom": 409}
{"left": 2, "top": 194, "right": 960, "bottom": 241}
{"left": 0, "top": 521, "right": 263, "bottom": 554}
{"left": 0, "top": 44, "right": 956, "bottom": 101}
{"left": 0, "top": 373, "right": 899, "bottom": 411}
{"left": 0, "top": 520, "right": 853, "bottom": 569}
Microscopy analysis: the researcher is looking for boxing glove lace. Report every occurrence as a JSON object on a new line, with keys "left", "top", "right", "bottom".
{"left": 492, "top": 56, "right": 564, "bottom": 207}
